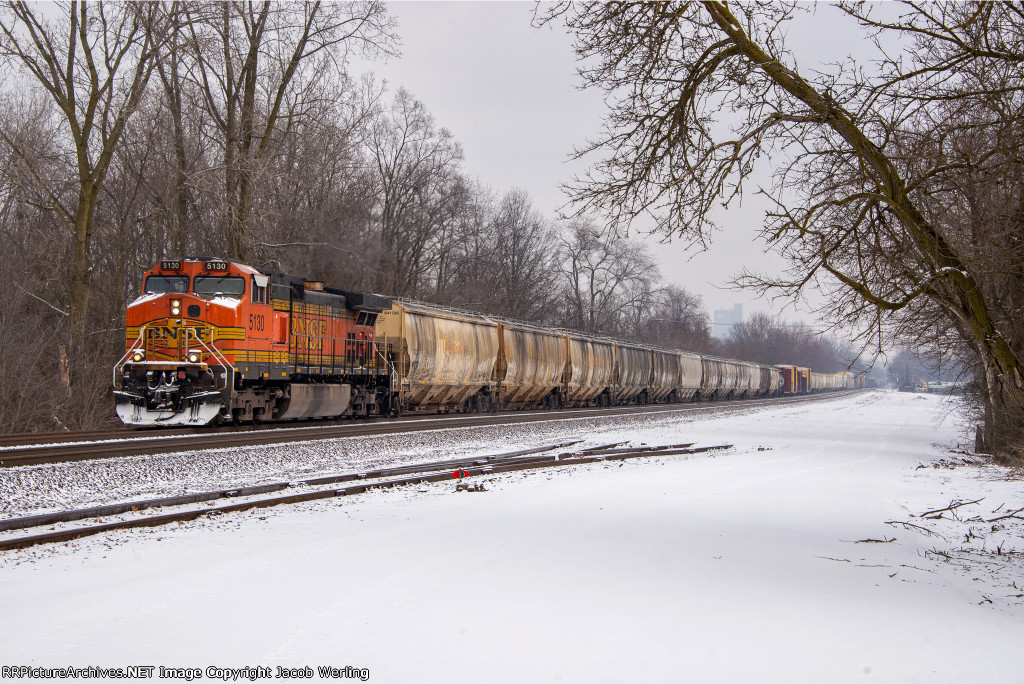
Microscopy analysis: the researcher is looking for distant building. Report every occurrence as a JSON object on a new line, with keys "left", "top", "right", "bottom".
{"left": 713, "top": 304, "right": 743, "bottom": 340}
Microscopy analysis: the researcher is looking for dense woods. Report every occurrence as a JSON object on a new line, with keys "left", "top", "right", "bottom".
{"left": 0, "top": 1, "right": 854, "bottom": 434}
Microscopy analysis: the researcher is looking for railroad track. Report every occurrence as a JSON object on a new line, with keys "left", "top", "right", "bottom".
{"left": 0, "top": 441, "right": 732, "bottom": 551}
{"left": 0, "top": 391, "right": 858, "bottom": 468}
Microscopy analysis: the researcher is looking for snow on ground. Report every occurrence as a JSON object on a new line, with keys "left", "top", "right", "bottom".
{"left": 0, "top": 401, "right": 810, "bottom": 517}
{"left": 1, "top": 390, "right": 1022, "bottom": 683}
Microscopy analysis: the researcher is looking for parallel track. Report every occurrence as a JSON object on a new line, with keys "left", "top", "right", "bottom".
{"left": 0, "top": 442, "right": 730, "bottom": 551}
{"left": 0, "top": 392, "right": 856, "bottom": 468}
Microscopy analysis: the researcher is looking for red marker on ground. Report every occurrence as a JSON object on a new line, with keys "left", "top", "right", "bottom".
{"left": 452, "top": 469, "right": 468, "bottom": 479}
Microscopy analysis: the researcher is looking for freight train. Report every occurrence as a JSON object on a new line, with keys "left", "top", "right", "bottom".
{"left": 114, "top": 259, "right": 858, "bottom": 426}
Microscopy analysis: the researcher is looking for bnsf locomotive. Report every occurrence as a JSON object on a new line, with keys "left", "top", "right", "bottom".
{"left": 114, "top": 258, "right": 859, "bottom": 426}
{"left": 114, "top": 259, "right": 392, "bottom": 425}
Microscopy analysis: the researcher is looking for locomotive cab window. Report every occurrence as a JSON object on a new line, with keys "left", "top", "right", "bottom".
{"left": 193, "top": 276, "right": 245, "bottom": 298}
{"left": 144, "top": 275, "right": 189, "bottom": 294}
{"left": 251, "top": 275, "right": 269, "bottom": 304}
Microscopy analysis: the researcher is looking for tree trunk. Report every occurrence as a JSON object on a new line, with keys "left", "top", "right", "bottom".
{"left": 67, "top": 189, "right": 95, "bottom": 380}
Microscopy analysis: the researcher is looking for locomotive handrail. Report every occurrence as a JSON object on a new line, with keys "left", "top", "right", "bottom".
{"left": 112, "top": 325, "right": 231, "bottom": 393}
{"left": 185, "top": 327, "right": 231, "bottom": 391}
{"left": 375, "top": 341, "right": 398, "bottom": 391}
{"left": 112, "top": 325, "right": 149, "bottom": 389}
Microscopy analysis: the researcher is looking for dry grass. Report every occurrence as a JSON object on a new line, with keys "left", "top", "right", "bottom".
{"left": 992, "top": 443, "right": 1024, "bottom": 470}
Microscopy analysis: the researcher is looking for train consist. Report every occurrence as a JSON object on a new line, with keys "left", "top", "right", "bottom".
{"left": 114, "top": 259, "right": 858, "bottom": 426}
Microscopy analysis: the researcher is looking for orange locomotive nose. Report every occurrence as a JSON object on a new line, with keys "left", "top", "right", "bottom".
{"left": 116, "top": 257, "right": 394, "bottom": 426}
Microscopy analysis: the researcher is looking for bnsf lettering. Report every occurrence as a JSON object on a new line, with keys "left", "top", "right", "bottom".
{"left": 153, "top": 326, "right": 208, "bottom": 342}
{"left": 291, "top": 318, "right": 328, "bottom": 352}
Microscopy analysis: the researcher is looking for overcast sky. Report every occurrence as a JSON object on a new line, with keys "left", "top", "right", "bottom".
{"left": 351, "top": 2, "right": 872, "bottom": 328}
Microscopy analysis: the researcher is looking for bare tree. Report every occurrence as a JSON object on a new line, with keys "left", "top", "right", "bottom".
{"left": 0, "top": 1, "right": 168, "bottom": 366}
{"left": 558, "top": 219, "right": 659, "bottom": 335}
{"left": 549, "top": 1, "right": 1024, "bottom": 451}
{"left": 432, "top": 181, "right": 495, "bottom": 306}
{"left": 482, "top": 188, "right": 560, "bottom": 320}
{"left": 181, "top": 0, "right": 396, "bottom": 262}
{"left": 253, "top": 74, "right": 382, "bottom": 275}
{"left": 639, "top": 285, "right": 715, "bottom": 353}
{"left": 721, "top": 312, "right": 844, "bottom": 371}
{"left": 368, "top": 88, "right": 464, "bottom": 296}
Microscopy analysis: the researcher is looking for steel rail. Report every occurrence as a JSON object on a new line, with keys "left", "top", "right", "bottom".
{"left": 0, "top": 392, "right": 855, "bottom": 468}
{"left": 0, "top": 442, "right": 581, "bottom": 533}
{"left": 0, "top": 444, "right": 732, "bottom": 551}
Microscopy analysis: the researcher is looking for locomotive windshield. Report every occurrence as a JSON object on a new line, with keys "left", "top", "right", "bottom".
{"left": 144, "top": 275, "right": 189, "bottom": 294}
{"left": 194, "top": 276, "right": 245, "bottom": 297}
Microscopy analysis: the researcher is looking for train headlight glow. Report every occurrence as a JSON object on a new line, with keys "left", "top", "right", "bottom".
{"left": 131, "top": 351, "right": 145, "bottom": 362}
{"left": 171, "top": 299, "right": 182, "bottom": 316}
{"left": 187, "top": 351, "right": 201, "bottom": 364}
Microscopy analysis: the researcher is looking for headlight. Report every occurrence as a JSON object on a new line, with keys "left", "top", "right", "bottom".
{"left": 171, "top": 299, "right": 182, "bottom": 315}
{"left": 187, "top": 351, "right": 201, "bottom": 364}
{"left": 131, "top": 351, "right": 145, "bottom": 362}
